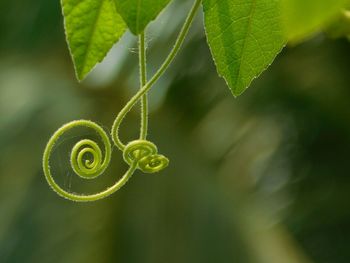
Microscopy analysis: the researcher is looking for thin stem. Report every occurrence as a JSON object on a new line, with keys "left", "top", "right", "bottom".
{"left": 139, "top": 32, "right": 148, "bottom": 140}
{"left": 112, "top": 0, "right": 202, "bottom": 150}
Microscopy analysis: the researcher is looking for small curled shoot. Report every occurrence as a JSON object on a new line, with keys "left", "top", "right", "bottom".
{"left": 138, "top": 154, "right": 169, "bottom": 174}
{"left": 123, "top": 140, "right": 169, "bottom": 173}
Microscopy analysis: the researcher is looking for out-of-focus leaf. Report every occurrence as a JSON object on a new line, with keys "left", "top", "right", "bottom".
{"left": 282, "top": 0, "right": 349, "bottom": 41}
{"left": 325, "top": 10, "right": 350, "bottom": 39}
{"left": 62, "top": 0, "right": 126, "bottom": 80}
{"left": 202, "top": 0, "right": 285, "bottom": 96}
{"left": 114, "top": 0, "right": 171, "bottom": 35}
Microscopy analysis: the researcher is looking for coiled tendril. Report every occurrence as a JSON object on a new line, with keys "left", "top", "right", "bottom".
{"left": 42, "top": 0, "right": 201, "bottom": 202}
{"left": 43, "top": 120, "right": 115, "bottom": 202}
{"left": 123, "top": 140, "right": 169, "bottom": 173}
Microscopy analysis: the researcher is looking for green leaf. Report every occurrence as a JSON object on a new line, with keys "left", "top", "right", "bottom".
{"left": 203, "top": 0, "right": 285, "bottom": 97}
{"left": 62, "top": 0, "right": 126, "bottom": 80}
{"left": 114, "top": 0, "right": 171, "bottom": 35}
{"left": 282, "top": 0, "right": 349, "bottom": 41}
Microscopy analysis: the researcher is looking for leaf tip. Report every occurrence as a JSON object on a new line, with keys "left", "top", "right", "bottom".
{"left": 76, "top": 70, "right": 86, "bottom": 82}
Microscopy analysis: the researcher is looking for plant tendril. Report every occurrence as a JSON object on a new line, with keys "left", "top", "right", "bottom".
{"left": 43, "top": 0, "right": 201, "bottom": 202}
{"left": 123, "top": 140, "right": 169, "bottom": 173}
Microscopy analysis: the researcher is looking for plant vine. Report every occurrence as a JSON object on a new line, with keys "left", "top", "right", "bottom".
{"left": 43, "top": 0, "right": 202, "bottom": 202}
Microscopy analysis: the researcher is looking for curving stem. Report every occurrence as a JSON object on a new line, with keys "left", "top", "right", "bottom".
{"left": 112, "top": 0, "right": 202, "bottom": 150}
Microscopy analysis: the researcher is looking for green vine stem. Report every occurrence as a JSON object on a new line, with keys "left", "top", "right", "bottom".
{"left": 111, "top": 0, "right": 201, "bottom": 150}
{"left": 139, "top": 32, "right": 148, "bottom": 140}
{"left": 43, "top": 0, "right": 201, "bottom": 202}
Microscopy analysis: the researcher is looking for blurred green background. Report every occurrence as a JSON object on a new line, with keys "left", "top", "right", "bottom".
{"left": 1, "top": 1, "right": 350, "bottom": 263}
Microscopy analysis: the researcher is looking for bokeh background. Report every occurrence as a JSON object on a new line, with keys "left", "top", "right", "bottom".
{"left": 1, "top": 1, "right": 350, "bottom": 263}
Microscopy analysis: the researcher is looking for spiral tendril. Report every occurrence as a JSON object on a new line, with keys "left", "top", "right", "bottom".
{"left": 42, "top": 0, "right": 201, "bottom": 201}
{"left": 123, "top": 140, "right": 169, "bottom": 173}
{"left": 70, "top": 139, "right": 104, "bottom": 179}
{"left": 43, "top": 120, "right": 115, "bottom": 201}
{"left": 139, "top": 154, "right": 169, "bottom": 173}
